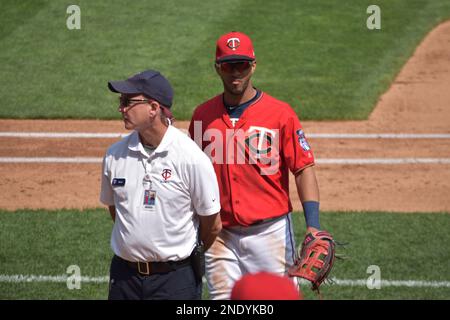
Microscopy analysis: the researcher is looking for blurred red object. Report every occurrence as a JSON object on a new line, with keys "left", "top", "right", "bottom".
{"left": 230, "top": 272, "right": 303, "bottom": 300}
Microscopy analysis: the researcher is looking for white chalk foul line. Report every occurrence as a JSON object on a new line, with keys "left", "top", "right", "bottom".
{"left": 1, "top": 274, "right": 449, "bottom": 288}
{"left": 0, "top": 132, "right": 129, "bottom": 138}
{"left": 0, "top": 275, "right": 108, "bottom": 283}
{"left": 1, "top": 157, "right": 450, "bottom": 164}
{"left": 308, "top": 133, "right": 450, "bottom": 139}
{"left": 327, "top": 278, "right": 450, "bottom": 288}
{"left": 316, "top": 158, "right": 450, "bottom": 164}
{"left": 1, "top": 132, "right": 450, "bottom": 139}
{"left": 0, "top": 157, "right": 102, "bottom": 163}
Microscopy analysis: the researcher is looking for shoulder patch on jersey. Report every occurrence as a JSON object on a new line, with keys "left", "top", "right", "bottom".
{"left": 296, "top": 129, "right": 311, "bottom": 151}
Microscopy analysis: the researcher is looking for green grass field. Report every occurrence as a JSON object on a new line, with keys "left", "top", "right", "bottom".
{"left": 1, "top": 0, "right": 450, "bottom": 302}
{"left": 1, "top": 0, "right": 450, "bottom": 120}
{"left": 0, "top": 209, "right": 448, "bottom": 300}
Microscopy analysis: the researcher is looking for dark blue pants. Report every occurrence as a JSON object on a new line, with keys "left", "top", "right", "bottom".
{"left": 108, "top": 255, "right": 202, "bottom": 300}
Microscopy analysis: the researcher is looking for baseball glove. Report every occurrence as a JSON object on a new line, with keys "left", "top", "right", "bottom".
{"left": 288, "top": 229, "right": 336, "bottom": 291}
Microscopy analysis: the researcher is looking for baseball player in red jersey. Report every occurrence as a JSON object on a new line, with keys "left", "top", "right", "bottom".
{"left": 189, "top": 31, "right": 322, "bottom": 299}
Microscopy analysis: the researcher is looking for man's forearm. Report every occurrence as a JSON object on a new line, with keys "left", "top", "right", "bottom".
{"left": 108, "top": 206, "right": 116, "bottom": 222}
{"left": 295, "top": 165, "right": 319, "bottom": 202}
{"left": 199, "top": 213, "right": 222, "bottom": 251}
{"left": 295, "top": 166, "right": 320, "bottom": 229}
{"left": 201, "top": 231, "right": 219, "bottom": 251}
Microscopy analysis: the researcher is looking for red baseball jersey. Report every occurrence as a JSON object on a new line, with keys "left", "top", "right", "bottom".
{"left": 188, "top": 92, "right": 314, "bottom": 227}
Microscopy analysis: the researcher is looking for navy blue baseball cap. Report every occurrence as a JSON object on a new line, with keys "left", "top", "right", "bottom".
{"left": 108, "top": 70, "right": 174, "bottom": 108}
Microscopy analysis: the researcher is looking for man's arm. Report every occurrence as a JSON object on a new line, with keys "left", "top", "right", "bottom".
{"left": 295, "top": 165, "right": 320, "bottom": 231}
{"left": 295, "top": 165, "right": 319, "bottom": 202}
{"left": 108, "top": 206, "right": 116, "bottom": 222}
{"left": 198, "top": 213, "right": 222, "bottom": 251}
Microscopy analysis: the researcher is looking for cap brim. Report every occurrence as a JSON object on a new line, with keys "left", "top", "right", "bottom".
{"left": 108, "top": 80, "right": 141, "bottom": 94}
{"left": 216, "top": 55, "right": 255, "bottom": 63}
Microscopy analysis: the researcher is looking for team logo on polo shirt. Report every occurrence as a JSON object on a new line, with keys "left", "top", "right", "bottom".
{"left": 161, "top": 169, "right": 172, "bottom": 181}
{"left": 296, "top": 129, "right": 311, "bottom": 151}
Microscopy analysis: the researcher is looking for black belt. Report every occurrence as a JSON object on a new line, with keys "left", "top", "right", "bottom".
{"left": 251, "top": 214, "right": 286, "bottom": 226}
{"left": 116, "top": 255, "right": 191, "bottom": 276}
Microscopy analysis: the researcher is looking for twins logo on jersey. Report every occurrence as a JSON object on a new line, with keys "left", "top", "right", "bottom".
{"left": 245, "top": 126, "right": 277, "bottom": 159}
{"left": 296, "top": 129, "right": 311, "bottom": 151}
{"left": 191, "top": 121, "right": 279, "bottom": 174}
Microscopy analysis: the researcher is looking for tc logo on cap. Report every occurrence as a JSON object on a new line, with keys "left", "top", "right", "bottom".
{"left": 226, "top": 37, "right": 240, "bottom": 51}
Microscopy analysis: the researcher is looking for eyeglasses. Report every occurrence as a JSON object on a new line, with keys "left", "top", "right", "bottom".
{"left": 218, "top": 61, "right": 252, "bottom": 73}
{"left": 119, "top": 97, "right": 153, "bottom": 108}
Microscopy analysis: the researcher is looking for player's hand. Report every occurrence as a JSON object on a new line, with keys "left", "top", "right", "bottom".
{"left": 306, "top": 226, "right": 319, "bottom": 234}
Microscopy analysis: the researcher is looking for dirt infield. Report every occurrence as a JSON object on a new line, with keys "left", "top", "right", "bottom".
{"left": 1, "top": 22, "right": 450, "bottom": 212}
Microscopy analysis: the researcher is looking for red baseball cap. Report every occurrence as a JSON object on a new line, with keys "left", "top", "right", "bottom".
{"left": 230, "top": 272, "right": 303, "bottom": 300}
{"left": 215, "top": 31, "right": 256, "bottom": 63}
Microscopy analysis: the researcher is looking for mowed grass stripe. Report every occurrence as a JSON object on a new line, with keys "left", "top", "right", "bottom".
{"left": 1, "top": 1, "right": 450, "bottom": 120}
{"left": 0, "top": 0, "right": 241, "bottom": 120}
{"left": 0, "top": 210, "right": 449, "bottom": 299}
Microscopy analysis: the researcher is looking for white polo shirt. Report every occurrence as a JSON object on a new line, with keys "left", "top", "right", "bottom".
{"left": 100, "top": 125, "right": 220, "bottom": 262}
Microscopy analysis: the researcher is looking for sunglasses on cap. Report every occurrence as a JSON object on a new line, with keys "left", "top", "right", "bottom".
{"left": 218, "top": 61, "right": 252, "bottom": 73}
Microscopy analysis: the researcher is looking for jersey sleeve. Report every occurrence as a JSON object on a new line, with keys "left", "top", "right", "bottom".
{"left": 99, "top": 154, "right": 115, "bottom": 206}
{"left": 281, "top": 107, "right": 315, "bottom": 174}
{"left": 187, "top": 153, "right": 221, "bottom": 216}
{"left": 188, "top": 109, "right": 204, "bottom": 149}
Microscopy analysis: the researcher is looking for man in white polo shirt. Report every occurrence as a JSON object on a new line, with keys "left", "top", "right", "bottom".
{"left": 100, "top": 69, "right": 222, "bottom": 300}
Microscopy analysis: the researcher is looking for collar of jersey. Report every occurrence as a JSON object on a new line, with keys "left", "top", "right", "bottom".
{"left": 128, "top": 125, "right": 175, "bottom": 157}
{"left": 223, "top": 88, "right": 261, "bottom": 110}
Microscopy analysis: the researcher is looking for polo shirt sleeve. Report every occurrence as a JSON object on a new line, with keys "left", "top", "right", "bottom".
{"left": 99, "top": 154, "right": 114, "bottom": 206}
{"left": 281, "top": 106, "right": 315, "bottom": 174}
{"left": 188, "top": 153, "right": 221, "bottom": 216}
